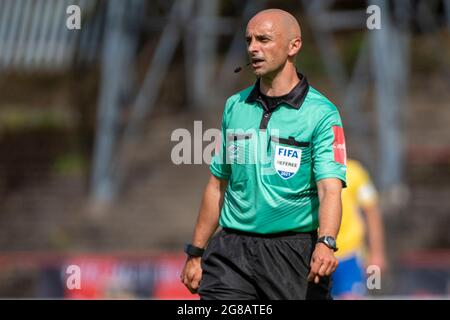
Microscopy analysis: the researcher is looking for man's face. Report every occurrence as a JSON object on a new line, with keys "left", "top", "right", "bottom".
{"left": 246, "top": 18, "right": 290, "bottom": 78}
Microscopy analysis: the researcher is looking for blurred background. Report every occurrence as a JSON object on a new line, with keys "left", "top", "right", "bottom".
{"left": 0, "top": 0, "right": 449, "bottom": 299}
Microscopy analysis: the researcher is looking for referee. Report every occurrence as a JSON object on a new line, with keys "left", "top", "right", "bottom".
{"left": 181, "top": 9, "right": 347, "bottom": 300}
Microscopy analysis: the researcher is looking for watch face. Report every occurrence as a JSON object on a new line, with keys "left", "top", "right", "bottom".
{"left": 325, "top": 236, "right": 336, "bottom": 248}
{"left": 327, "top": 237, "right": 336, "bottom": 248}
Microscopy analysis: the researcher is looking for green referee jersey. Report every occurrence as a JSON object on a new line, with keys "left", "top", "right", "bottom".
{"left": 210, "top": 74, "right": 347, "bottom": 234}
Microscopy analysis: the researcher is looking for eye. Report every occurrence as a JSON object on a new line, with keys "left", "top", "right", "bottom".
{"left": 257, "top": 36, "right": 271, "bottom": 43}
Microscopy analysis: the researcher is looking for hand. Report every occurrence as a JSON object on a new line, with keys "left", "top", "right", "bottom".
{"left": 308, "top": 243, "right": 338, "bottom": 284}
{"left": 180, "top": 256, "right": 203, "bottom": 294}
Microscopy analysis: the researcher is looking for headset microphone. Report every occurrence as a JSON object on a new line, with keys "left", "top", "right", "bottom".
{"left": 234, "top": 62, "right": 251, "bottom": 73}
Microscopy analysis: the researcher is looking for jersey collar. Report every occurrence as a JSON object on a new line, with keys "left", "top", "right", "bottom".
{"left": 245, "top": 72, "right": 310, "bottom": 110}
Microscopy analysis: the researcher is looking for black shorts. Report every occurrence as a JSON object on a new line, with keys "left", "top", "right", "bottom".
{"left": 198, "top": 228, "right": 332, "bottom": 300}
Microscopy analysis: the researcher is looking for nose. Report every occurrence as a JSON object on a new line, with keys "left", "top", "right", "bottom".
{"left": 247, "top": 38, "right": 259, "bottom": 55}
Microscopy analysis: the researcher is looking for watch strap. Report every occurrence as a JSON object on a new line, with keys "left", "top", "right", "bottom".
{"left": 317, "top": 236, "right": 338, "bottom": 252}
{"left": 184, "top": 243, "right": 205, "bottom": 257}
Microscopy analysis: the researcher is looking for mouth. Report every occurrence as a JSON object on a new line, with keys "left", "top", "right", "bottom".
{"left": 251, "top": 57, "right": 265, "bottom": 68}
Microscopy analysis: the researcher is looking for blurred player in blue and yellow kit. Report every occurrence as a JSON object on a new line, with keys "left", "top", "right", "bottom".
{"left": 332, "top": 159, "right": 387, "bottom": 298}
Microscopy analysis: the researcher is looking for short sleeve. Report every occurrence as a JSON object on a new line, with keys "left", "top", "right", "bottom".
{"left": 312, "top": 110, "right": 347, "bottom": 187}
{"left": 209, "top": 104, "right": 231, "bottom": 180}
{"left": 354, "top": 163, "right": 378, "bottom": 206}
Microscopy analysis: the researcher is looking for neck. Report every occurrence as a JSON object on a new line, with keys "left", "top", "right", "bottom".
{"left": 259, "top": 63, "right": 300, "bottom": 97}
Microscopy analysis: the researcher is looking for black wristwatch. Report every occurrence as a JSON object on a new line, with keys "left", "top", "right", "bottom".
{"left": 317, "top": 236, "right": 338, "bottom": 252}
{"left": 184, "top": 243, "right": 205, "bottom": 258}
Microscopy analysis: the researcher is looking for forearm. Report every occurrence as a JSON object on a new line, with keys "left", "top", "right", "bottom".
{"left": 191, "top": 175, "right": 227, "bottom": 248}
{"left": 364, "top": 205, "right": 385, "bottom": 256}
{"left": 309, "top": 178, "right": 342, "bottom": 282}
{"left": 317, "top": 178, "right": 343, "bottom": 238}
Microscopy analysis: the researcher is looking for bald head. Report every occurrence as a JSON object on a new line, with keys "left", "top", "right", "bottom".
{"left": 245, "top": 9, "right": 302, "bottom": 78}
{"left": 248, "top": 9, "right": 301, "bottom": 42}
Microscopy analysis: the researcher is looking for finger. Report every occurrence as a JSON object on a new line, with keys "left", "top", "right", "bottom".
{"left": 189, "top": 276, "right": 200, "bottom": 292}
{"left": 189, "top": 286, "right": 198, "bottom": 294}
{"left": 184, "top": 279, "right": 196, "bottom": 294}
{"left": 324, "top": 262, "right": 333, "bottom": 276}
{"left": 183, "top": 279, "right": 190, "bottom": 290}
{"left": 314, "top": 275, "right": 320, "bottom": 284}
{"left": 187, "top": 270, "right": 196, "bottom": 283}
{"left": 307, "top": 271, "right": 316, "bottom": 282}
{"left": 318, "top": 260, "right": 331, "bottom": 276}
{"left": 182, "top": 273, "right": 192, "bottom": 287}
{"left": 191, "top": 279, "right": 200, "bottom": 292}
{"left": 310, "top": 257, "right": 323, "bottom": 274}
{"left": 317, "top": 263, "right": 326, "bottom": 277}
{"left": 192, "top": 272, "right": 202, "bottom": 286}
{"left": 325, "top": 260, "right": 338, "bottom": 275}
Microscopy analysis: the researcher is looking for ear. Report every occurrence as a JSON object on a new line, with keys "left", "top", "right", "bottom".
{"left": 288, "top": 38, "right": 302, "bottom": 57}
